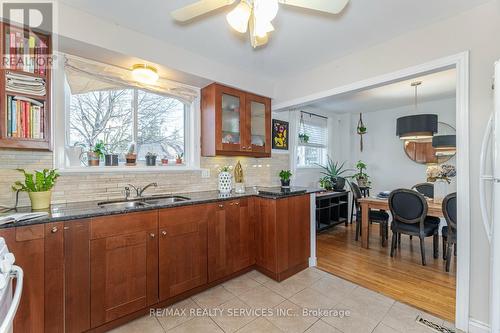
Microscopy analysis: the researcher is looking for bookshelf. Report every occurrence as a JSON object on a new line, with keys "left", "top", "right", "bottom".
{"left": 0, "top": 21, "right": 51, "bottom": 150}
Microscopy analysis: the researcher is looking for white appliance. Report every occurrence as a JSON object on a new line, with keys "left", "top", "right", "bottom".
{"left": 0, "top": 237, "right": 23, "bottom": 333}
{"left": 479, "top": 60, "right": 500, "bottom": 333}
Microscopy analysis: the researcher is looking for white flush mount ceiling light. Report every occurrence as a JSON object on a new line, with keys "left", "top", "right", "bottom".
{"left": 171, "top": 0, "right": 350, "bottom": 48}
{"left": 132, "top": 64, "right": 159, "bottom": 84}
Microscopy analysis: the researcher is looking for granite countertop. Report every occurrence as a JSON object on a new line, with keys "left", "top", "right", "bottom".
{"left": 0, "top": 186, "right": 322, "bottom": 229}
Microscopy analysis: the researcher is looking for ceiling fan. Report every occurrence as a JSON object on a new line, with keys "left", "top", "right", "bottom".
{"left": 171, "top": 0, "right": 349, "bottom": 48}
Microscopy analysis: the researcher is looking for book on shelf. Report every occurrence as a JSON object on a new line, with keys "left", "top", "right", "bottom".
{"left": 5, "top": 95, "right": 44, "bottom": 139}
{"left": 4, "top": 28, "right": 48, "bottom": 74}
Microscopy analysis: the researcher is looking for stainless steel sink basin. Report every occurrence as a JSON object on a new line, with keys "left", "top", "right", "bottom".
{"left": 98, "top": 200, "right": 150, "bottom": 209}
{"left": 143, "top": 195, "right": 191, "bottom": 204}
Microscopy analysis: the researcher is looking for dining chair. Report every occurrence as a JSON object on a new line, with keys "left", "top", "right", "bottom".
{"left": 349, "top": 181, "right": 389, "bottom": 246}
{"left": 412, "top": 183, "right": 434, "bottom": 199}
{"left": 442, "top": 192, "right": 457, "bottom": 272}
{"left": 388, "top": 189, "right": 440, "bottom": 265}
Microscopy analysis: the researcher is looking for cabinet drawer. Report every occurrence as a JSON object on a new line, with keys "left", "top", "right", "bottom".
{"left": 90, "top": 211, "right": 158, "bottom": 239}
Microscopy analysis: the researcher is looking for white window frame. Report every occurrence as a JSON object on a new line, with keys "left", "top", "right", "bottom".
{"left": 295, "top": 111, "right": 329, "bottom": 169}
{"left": 52, "top": 54, "right": 201, "bottom": 173}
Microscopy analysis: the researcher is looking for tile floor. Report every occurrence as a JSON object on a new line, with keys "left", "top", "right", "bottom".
{"left": 109, "top": 268, "right": 457, "bottom": 333}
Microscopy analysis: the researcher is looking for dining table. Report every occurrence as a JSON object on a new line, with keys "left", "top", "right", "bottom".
{"left": 358, "top": 197, "right": 444, "bottom": 249}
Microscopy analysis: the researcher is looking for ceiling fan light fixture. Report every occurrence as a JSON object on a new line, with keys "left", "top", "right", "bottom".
{"left": 253, "top": 17, "right": 274, "bottom": 38}
{"left": 131, "top": 64, "right": 159, "bottom": 84}
{"left": 226, "top": 1, "right": 251, "bottom": 33}
{"left": 253, "top": 0, "right": 279, "bottom": 21}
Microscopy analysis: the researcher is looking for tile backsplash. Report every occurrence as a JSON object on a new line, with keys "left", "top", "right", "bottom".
{"left": 0, "top": 150, "right": 290, "bottom": 207}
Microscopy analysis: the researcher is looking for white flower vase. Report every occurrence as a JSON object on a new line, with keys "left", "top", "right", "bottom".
{"left": 434, "top": 179, "right": 448, "bottom": 203}
{"left": 218, "top": 172, "right": 232, "bottom": 194}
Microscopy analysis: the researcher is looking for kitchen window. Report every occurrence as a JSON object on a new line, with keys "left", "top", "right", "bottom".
{"left": 57, "top": 54, "right": 200, "bottom": 170}
{"left": 68, "top": 88, "right": 186, "bottom": 161}
{"left": 296, "top": 112, "right": 328, "bottom": 167}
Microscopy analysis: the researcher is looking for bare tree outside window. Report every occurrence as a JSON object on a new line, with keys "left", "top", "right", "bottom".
{"left": 69, "top": 88, "right": 185, "bottom": 161}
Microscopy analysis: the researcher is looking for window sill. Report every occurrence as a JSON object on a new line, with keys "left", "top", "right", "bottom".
{"left": 296, "top": 166, "right": 323, "bottom": 170}
{"left": 58, "top": 165, "right": 203, "bottom": 174}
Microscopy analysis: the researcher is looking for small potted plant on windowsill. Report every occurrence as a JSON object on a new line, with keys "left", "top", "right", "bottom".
{"left": 279, "top": 170, "right": 292, "bottom": 188}
{"left": 176, "top": 153, "right": 184, "bottom": 164}
{"left": 87, "top": 140, "right": 105, "bottom": 167}
{"left": 161, "top": 156, "right": 169, "bottom": 165}
{"left": 145, "top": 152, "right": 157, "bottom": 166}
{"left": 104, "top": 146, "right": 119, "bottom": 167}
{"left": 125, "top": 143, "right": 137, "bottom": 166}
{"left": 12, "top": 169, "right": 60, "bottom": 210}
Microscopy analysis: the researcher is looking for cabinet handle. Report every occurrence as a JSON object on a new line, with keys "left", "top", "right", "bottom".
{"left": 229, "top": 202, "right": 234, "bottom": 206}
{"left": 218, "top": 204, "right": 224, "bottom": 208}
{"left": 63, "top": 226, "right": 69, "bottom": 230}
{"left": 51, "top": 226, "right": 58, "bottom": 233}
{"left": 235, "top": 202, "right": 240, "bottom": 205}
{"left": 161, "top": 231, "right": 167, "bottom": 236}
{"left": 150, "top": 233, "right": 156, "bottom": 238}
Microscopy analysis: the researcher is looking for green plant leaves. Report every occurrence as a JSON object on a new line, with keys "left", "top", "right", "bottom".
{"left": 12, "top": 168, "right": 59, "bottom": 192}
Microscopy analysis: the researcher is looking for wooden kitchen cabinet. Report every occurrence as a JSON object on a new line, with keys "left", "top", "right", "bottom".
{"left": 64, "top": 219, "right": 91, "bottom": 333}
{"left": 256, "top": 195, "right": 311, "bottom": 281}
{"left": 158, "top": 205, "right": 210, "bottom": 300}
{"left": 90, "top": 211, "right": 158, "bottom": 327}
{"left": 208, "top": 198, "right": 255, "bottom": 282}
{"left": 201, "top": 83, "right": 271, "bottom": 157}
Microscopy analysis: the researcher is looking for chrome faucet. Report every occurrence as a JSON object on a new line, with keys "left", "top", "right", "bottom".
{"left": 126, "top": 183, "right": 158, "bottom": 198}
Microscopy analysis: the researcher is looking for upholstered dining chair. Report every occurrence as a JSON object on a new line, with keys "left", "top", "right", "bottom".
{"left": 388, "top": 189, "right": 440, "bottom": 265}
{"left": 349, "top": 181, "right": 389, "bottom": 246}
{"left": 412, "top": 183, "right": 434, "bottom": 199}
{"left": 442, "top": 192, "right": 457, "bottom": 272}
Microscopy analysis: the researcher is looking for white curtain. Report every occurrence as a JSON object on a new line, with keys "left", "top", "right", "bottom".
{"left": 64, "top": 54, "right": 199, "bottom": 104}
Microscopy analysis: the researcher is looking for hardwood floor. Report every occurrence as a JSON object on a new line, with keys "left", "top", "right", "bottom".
{"left": 316, "top": 223, "right": 456, "bottom": 322}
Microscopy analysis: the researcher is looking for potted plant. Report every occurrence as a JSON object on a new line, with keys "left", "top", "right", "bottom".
{"left": 145, "top": 152, "right": 157, "bottom": 166}
{"left": 298, "top": 133, "right": 309, "bottom": 144}
{"left": 316, "top": 156, "right": 351, "bottom": 191}
{"left": 319, "top": 176, "right": 333, "bottom": 190}
{"left": 87, "top": 140, "right": 105, "bottom": 167}
{"left": 352, "top": 160, "right": 370, "bottom": 187}
{"left": 218, "top": 165, "right": 233, "bottom": 194}
{"left": 161, "top": 156, "right": 169, "bottom": 165}
{"left": 12, "top": 169, "right": 60, "bottom": 210}
{"left": 125, "top": 143, "right": 137, "bottom": 166}
{"left": 176, "top": 153, "right": 184, "bottom": 164}
{"left": 104, "top": 147, "right": 119, "bottom": 167}
{"left": 279, "top": 170, "right": 292, "bottom": 188}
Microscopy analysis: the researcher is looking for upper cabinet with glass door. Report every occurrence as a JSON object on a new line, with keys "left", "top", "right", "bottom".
{"left": 201, "top": 83, "right": 271, "bottom": 157}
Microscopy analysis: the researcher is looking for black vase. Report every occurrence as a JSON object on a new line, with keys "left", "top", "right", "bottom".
{"left": 333, "top": 177, "right": 346, "bottom": 191}
{"left": 281, "top": 179, "right": 290, "bottom": 188}
{"left": 104, "top": 154, "right": 118, "bottom": 166}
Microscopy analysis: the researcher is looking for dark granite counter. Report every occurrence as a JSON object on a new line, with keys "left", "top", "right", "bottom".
{"left": 0, "top": 186, "right": 322, "bottom": 229}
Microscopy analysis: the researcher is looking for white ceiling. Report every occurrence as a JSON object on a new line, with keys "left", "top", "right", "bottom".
{"left": 305, "top": 68, "right": 456, "bottom": 114}
{"left": 59, "top": 0, "right": 489, "bottom": 79}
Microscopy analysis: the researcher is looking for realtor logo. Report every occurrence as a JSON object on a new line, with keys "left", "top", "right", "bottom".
{"left": 0, "top": 0, "right": 55, "bottom": 70}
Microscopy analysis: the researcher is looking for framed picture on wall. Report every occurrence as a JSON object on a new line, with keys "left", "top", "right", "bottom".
{"left": 272, "top": 119, "right": 289, "bottom": 150}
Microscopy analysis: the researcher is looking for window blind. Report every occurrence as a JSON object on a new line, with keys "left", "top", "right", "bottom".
{"left": 64, "top": 54, "right": 199, "bottom": 104}
{"left": 299, "top": 114, "right": 328, "bottom": 148}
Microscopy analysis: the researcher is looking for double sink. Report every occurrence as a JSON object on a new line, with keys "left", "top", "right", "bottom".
{"left": 97, "top": 195, "right": 190, "bottom": 210}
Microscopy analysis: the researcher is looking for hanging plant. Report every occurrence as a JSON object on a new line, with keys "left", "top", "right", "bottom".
{"left": 357, "top": 113, "right": 367, "bottom": 152}
{"left": 298, "top": 112, "right": 310, "bottom": 144}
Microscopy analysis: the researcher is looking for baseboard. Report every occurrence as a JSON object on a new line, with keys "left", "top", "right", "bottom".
{"left": 309, "top": 257, "right": 317, "bottom": 267}
{"left": 469, "top": 319, "right": 490, "bottom": 333}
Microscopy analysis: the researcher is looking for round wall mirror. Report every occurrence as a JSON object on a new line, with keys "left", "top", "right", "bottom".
{"left": 403, "top": 122, "right": 456, "bottom": 164}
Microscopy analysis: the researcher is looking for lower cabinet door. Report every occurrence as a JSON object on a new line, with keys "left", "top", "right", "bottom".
{"left": 90, "top": 230, "right": 158, "bottom": 327}
{"left": 208, "top": 199, "right": 254, "bottom": 282}
{"left": 158, "top": 205, "right": 209, "bottom": 300}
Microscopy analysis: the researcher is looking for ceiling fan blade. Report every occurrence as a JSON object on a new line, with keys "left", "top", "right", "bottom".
{"left": 249, "top": 15, "right": 269, "bottom": 48}
{"left": 278, "top": 0, "right": 349, "bottom": 14}
{"left": 171, "top": 0, "right": 236, "bottom": 22}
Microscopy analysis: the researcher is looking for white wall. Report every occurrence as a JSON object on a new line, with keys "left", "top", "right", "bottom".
{"left": 274, "top": 0, "right": 500, "bottom": 326}
{"left": 57, "top": 3, "right": 275, "bottom": 96}
{"left": 347, "top": 98, "right": 456, "bottom": 195}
